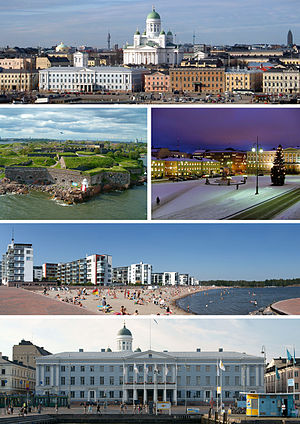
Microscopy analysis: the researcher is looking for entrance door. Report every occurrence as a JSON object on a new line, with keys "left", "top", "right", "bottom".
{"left": 147, "top": 389, "right": 154, "bottom": 402}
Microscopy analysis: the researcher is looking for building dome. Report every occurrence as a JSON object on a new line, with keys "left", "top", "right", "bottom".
{"left": 160, "top": 30, "right": 165, "bottom": 35}
{"left": 117, "top": 324, "right": 132, "bottom": 337}
{"left": 56, "top": 42, "right": 70, "bottom": 53}
{"left": 147, "top": 9, "right": 160, "bottom": 20}
{"left": 106, "top": 347, "right": 112, "bottom": 352}
{"left": 143, "top": 30, "right": 146, "bottom": 35}
{"left": 134, "top": 347, "right": 142, "bottom": 352}
{"left": 167, "top": 30, "right": 173, "bottom": 35}
{"left": 135, "top": 29, "right": 140, "bottom": 35}
{"left": 116, "top": 324, "right": 133, "bottom": 352}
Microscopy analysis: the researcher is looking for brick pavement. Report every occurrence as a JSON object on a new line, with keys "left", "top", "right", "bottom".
{"left": 0, "top": 287, "right": 97, "bottom": 315}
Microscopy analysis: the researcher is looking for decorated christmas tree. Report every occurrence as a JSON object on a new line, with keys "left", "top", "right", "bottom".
{"left": 271, "top": 144, "right": 285, "bottom": 186}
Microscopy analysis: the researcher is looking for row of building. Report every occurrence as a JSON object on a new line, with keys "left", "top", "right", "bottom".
{"left": 1, "top": 326, "right": 299, "bottom": 406}
{"left": 3, "top": 64, "right": 300, "bottom": 95}
{"left": 151, "top": 147, "right": 300, "bottom": 179}
{"left": 0, "top": 239, "right": 198, "bottom": 287}
{"left": 1, "top": 10, "right": 300, "bottom": 95}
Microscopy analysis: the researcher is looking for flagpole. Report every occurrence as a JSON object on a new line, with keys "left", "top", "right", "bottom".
{"left": 149, "top": 319, "right": 152, "bottom": 350}
{"left": 216, "top": 361, "right": 219, "bottom": 412}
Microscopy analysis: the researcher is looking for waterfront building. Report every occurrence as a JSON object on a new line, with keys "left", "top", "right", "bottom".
{"left": 144, "top": 71, "right": 170, "bottom": 92}
{"left": 151, "top": 272, "right": 163, "bottom": 285}
{"left": 35, "top": 56, "right": 70, "bottom": 69}
{"left": 193, "top": 150, "right": 247, "bottom": 174}
{"left": 33, "top": 266, "right": 43, "bottom": 282}
{"left": 39, "top": 67, "right": 148, "bottom": 93}
{"left": 112, "top": 266, "right": 129, "bottom": 285}
{"left": 151, "top": 157, "right": 220, "bottom": 179}
{"left": 162, "top": 272, "right": 178, "bottom": 286}
{"left": 42, "top": 263, "right": 58, "bottom": 280}
{"left": 225, "top": 68, "right": 263, "bottom": 93}
{"left": 128, "top": 262, "right": 152, "bottom": 285}
{"left": 56, "top": 254, "right": 112, "bottom": 286}
{"left": 246, "top": 147, "right": 300, "bottom": 174}
{"left": 0, "top": 69, "right": 38, "bottom": 91}
{"left": 123, "top": 8, "right": 184, "bottom": 66}
{"left": 0, "top": 352, "right": 35, "bottom": 395}
{"left": 35, "top": 324, "right": 264, "bottom": 404}
{"left": 265, "top": 357, "right": 300, "bottom": 402}
{"left": 169, "top": 67, "right": 225, "bottom": 94}
{"left": 1, "top": 239, "right": 33, "bottom": 285}
{"left": 178, "top": 274, "right": 190, "bottom": 285}
{"left": 263, "top": 68, "right": 300, "bottom": 95}
{"left": 0, "top": 57, "right": 35, "bottom": 70}
{"left": 13, "top": 340, "right": 51, "bottom": 369}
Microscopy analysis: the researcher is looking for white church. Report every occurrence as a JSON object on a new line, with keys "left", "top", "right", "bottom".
{"left": 123, "top": 7, "right": 184, "bottom": 66}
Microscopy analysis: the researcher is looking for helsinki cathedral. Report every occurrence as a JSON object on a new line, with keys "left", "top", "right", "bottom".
{"left": 123, "top": 7, "right": 184, "bottom": 65}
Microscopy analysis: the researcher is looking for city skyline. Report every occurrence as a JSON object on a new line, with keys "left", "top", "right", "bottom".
{"left": 152, "top": 108, "right": 300, "bottom": 152}
{"left": 0, "top": 0, "right": 298, "bottom": 47}
{"left": 1, "top": 223, "right": 300, "bottom": 280}
{"left": 0, "top": 108, "right": 147, "bottom": 142}
{"left": 0, "top": 317, "right": 298, "bottom": 363}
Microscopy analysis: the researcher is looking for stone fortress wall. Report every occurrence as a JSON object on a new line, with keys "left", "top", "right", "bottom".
{"left": 5, "top": 167, "right": 131, "bottom": 189}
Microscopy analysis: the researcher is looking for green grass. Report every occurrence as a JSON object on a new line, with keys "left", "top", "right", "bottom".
{"left": 76, "top": 151, "right": 96, "bottom": 156}
{"left": 64, "top": 156, "right": 115, "bottom": 171}
{"left": 0, "top": 156, "right": 29, "bottom": 166}
{"left": 84, "top": 166, "right": 129, "bottom": 176}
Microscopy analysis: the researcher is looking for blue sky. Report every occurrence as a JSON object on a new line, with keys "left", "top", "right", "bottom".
{"left": 0, "top": 317, "right": 298, "bottom": 362}
{"left": 1, "top": 0, "right": 299, "bottom": 47}
{"left": 0, "top": 108, "right": 147, "bottom": 142}
{"left": 1, "top": 223, "right": 299, "bottom": 280}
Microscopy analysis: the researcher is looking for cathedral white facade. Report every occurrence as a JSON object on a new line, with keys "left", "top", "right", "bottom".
{"left": 123, "top": 8, "right": 184, "bottom": 66}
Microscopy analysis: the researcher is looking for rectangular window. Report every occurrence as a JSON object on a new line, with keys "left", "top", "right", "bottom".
{"left": 80, "top": 391, "right": 85, "bottom": 398}
{"left": 61, "top": 377, "right": 65, "bottom": 385}
{"left": 45, "top": 377, "right": 50, "bottom": 385}
{"left": 80, "top": 366, "right": 85, "bottom": 372}
{"left": 70, "top": 377, "right": 75, "bottom": 385}
{"left": 61, "top": 366, "right": 65, "bottom": 372}
{"left": 80, "top": 377, "right": 85, "bottom": 385}
{"left": 100, "top": 376, "right": 104, "bottom": 385}
{"left": 90, "top": 376, "right": 94, "bottom": 385}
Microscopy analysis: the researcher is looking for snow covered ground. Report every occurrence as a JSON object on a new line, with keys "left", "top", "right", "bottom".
{"left": 152, "top": 175, "right": 300, "bottom": 220}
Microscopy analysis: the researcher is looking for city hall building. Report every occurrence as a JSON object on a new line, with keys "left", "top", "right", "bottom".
{"left": 35, "top": 325, "right": 264, "bottom": 404}
{"left": 39, "top": 66, "right": 148, "bottom": 93}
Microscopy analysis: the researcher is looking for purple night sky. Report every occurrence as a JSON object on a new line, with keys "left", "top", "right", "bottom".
{"left": 152, "top": 108, "right": 300, "bottom": 153}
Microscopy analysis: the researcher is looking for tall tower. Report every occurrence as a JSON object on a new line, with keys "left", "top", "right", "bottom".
{"left": 107, "top": 32, "right": 111, "bottom": 50}
{"left": 287, "top": 29, "right": 293, "bottom": 47}
{"left": 116, "top": 324, "right": 133, "bottom": 352}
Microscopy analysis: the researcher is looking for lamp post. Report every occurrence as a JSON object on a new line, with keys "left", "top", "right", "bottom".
{"left": 251, "top": 137, "right": 263, "bottom": 195}
{"left": 261, "top": 345, "right": 266, "bottom": 392}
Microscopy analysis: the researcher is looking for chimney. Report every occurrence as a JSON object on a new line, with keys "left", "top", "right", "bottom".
{"left": 196, "top": 348, "right": 201, "bottom": 352}
{"left": 79, "top": 349, "right": 83, "bottom": 352}
{"left": 219, "top": 348, "right": 223, "bottom": 352}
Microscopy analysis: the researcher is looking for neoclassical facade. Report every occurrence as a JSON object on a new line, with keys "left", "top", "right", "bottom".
{"left": 36, "top": 325, "right": 264, "bottom": 404}
{"left": 123, "top": 8, "right": 184, "bottom": 65}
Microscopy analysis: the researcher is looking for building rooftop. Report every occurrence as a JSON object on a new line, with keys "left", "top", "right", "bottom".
{"left": 39, "top": 66, "right": 147, "bottom": 73}
{"left": 37, "top": 349, "right": 263, "bottom": 362}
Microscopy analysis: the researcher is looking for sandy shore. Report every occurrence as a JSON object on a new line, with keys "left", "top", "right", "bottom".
{"left": 36, "top": 286, "right": 215, "bottom": 315}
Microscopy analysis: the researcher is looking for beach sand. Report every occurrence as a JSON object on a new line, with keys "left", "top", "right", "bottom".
{"left": 37, "top": 286, "right": 213, "bottom": 315}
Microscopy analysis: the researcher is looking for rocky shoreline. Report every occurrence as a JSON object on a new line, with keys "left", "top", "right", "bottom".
{"left": 0, "top": 177, "right": 146, "bottom": 205}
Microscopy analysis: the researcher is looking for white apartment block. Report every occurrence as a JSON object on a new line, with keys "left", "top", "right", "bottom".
{"left": 0, "top": 353, "right": 36, "bottom": 395}
{"left": 1, "top": 239, "right": 33, "bottom": 285}
{"left": 86, "top": 254, "right": 112, "bottom": 286}
{"left": 163, "top": 272, "right": 178, "bottom": 286}
{"left": 128, "top": 262, "right": 152, "bottom": 285}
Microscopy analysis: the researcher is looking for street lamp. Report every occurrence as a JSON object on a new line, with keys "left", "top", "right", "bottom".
{"left": 261, "top": 345, "right": 266, "bottom": 392}
{"left": 251, "top": 137, "right": 263, "bottom": 195}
